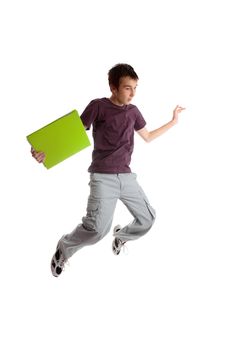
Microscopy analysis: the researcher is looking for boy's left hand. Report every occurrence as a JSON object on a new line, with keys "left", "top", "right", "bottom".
{"left": 172, "top": 105, "right": 186, "bottom": 124}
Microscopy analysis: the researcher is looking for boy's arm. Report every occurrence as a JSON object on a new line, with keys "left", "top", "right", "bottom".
{"left": 137, "top": 105, "right": 185, "bottom": 143}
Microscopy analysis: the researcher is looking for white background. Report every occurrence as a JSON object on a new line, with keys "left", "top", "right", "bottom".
{"left": 1, "top": 0, "right": 233, "bottom": 349}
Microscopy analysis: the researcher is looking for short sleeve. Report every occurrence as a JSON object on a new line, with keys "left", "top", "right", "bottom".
{"left": 134, "top": 107, "right": 146, "bottom": 131}
{"left": 80, "top": 99, "right": 99, "bottom": 130}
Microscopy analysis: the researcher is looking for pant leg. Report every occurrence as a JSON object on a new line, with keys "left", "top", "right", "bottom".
{"left": 58, "top": 173, "right": 119, "bottom": 259}
{"left": 114, "top": 173, "right": 156, "bottom": 242}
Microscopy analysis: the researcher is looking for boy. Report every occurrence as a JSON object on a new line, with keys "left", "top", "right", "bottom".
{"left": 31, "top": 63, "right": 185, "bottom": 277}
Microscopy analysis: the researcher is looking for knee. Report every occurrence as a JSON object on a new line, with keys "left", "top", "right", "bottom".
{"left": 86, "top": 229, "right": 103, "bottom": 244}
{"left": 145, "top": 215, "right": 156, "bottom": 231}
{"left": 148, "top": 204, "right": 156, "bottom": 224}
{"left": 82, "top": 211, "right": 111, "bottom": 240}
{"left": 143, "top": 207, "right": 156, "bottom": 231}
{"left": 82, "top": 221, "right": 109, "bottom": 242}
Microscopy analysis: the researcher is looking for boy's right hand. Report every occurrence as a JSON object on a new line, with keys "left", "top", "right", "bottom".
{"left": 31, "top": 147, "right": 46, "bottom": 163}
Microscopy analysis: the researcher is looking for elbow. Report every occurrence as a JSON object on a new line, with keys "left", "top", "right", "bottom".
{"left": 144, "top": 135, "right": 152, "bottom": 143}
{"left": 137, "top": 128, "right": 152, "bottom": 143}
{"left": 141, "top": 131, "right": 151, "bottom": 143}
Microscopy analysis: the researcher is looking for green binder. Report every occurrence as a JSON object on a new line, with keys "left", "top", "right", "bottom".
{"left": 27, "top": 110, "right": 91, "bottom": 169}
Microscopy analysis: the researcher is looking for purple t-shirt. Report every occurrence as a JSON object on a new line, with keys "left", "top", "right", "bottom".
{"left": 81, "top": 98, "right": 146, "bottom": 173}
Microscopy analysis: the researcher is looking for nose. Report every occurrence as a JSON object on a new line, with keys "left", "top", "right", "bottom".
{"left": 131, "top": 89, "right": 136, "bottom": 97}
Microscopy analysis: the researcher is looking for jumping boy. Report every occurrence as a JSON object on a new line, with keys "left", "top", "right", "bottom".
{"left": 31, "top": 63, "right": 185, "bottom": 277}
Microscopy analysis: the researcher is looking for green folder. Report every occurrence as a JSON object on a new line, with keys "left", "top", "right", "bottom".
{"left": 27, "top": 110, "right": 91, "bottom": 169}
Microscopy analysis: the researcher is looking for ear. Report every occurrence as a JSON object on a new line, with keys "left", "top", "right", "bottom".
{"left": 109, "top": 84, "right": 118, "bottom": 94}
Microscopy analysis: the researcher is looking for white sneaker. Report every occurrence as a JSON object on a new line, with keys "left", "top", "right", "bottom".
{"left": 51, "top": 245, "right": 67, "bottom": 277}
{"left": 112, "top": 225, "right": 126, "bottom": 255}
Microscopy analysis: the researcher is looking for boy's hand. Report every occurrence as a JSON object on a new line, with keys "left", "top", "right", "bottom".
{"left": 31, "top": 147, "right": 46, "bottom": 163}
{"left": 172, "top": 105, "right": 186, "bottom": 125}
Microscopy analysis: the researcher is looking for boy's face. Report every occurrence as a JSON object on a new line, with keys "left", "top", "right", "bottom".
{"left": 110, "top": 76, "right": 138, "bottom": 106}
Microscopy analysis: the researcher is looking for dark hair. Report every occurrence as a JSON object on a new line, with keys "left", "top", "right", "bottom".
{"left": 108, "top": 63, "right": 139, "bottom": 89}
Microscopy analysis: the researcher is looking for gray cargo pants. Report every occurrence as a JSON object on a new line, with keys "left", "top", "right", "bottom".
{"left": 58, "top": 173, "right": 156, "bottom": 259}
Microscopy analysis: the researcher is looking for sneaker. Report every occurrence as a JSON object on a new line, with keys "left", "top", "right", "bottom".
{"left": 51, "top": 245, "right": 67, "bottom": 277}
{"left": 112, "top": 225, "right": 126, "bottom": 255}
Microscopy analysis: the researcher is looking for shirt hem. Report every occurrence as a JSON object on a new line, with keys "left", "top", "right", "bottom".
{"left": 88, "top": 169, "right": 131, "bottom": 174}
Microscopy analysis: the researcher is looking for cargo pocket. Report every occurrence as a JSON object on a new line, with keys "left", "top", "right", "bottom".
{"left": 82, "top": 197, "right": 100, "bottom": 231}
{"left": 139, "top": 189, "right": 156, "bottom": 220}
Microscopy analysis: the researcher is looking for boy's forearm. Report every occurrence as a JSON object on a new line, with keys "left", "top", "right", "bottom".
{"left": 147, "top": 120, "right": 175, "bottom": 142}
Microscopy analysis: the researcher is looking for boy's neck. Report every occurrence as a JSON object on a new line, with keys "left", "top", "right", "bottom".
{"left": 109, "top": 95, "right": 124, "bottom": 107}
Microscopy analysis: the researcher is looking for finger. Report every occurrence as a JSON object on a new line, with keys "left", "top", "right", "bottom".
{"left": 33, "top": 152, "right": 45, "bottom": 163}
{"left": 177, "top": 107, "right": 186, "bottom": 112}
{"left": 39, "top": 153, "right": 46, "bottom": 162}
{"left": 35, "top": 152, "right": 45, "bottom": 159}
